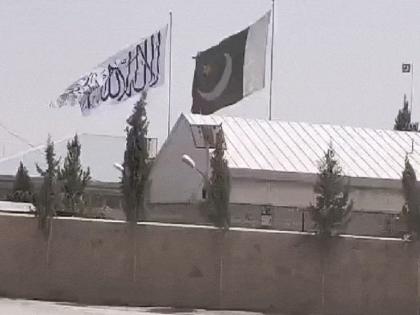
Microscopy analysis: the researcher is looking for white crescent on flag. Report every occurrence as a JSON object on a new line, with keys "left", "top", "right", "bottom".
{"left": 198, "top": 53, "right": 233, "bottom": 102}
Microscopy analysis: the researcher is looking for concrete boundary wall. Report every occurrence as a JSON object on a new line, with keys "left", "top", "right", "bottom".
{"left": 0, "top": 214, "right": 418, "bottom": 315}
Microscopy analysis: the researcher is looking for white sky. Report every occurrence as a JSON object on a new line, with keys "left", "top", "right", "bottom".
{"left": 1, "top": 0, "right": 420, "bottom": 156}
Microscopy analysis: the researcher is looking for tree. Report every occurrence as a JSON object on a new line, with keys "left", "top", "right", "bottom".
{"left": 121, "top": 92, "right": 151, "bottom": 222}
{"left": 308, "top": 145, "right": 353, "bottom": 237}
{"left": 36, "top": 136, "right": 61, "bottom": 231}
{"left": 208, "top": 130, "right": 231, "bottom": 228}
{"left": 58, "top": 134, "right": 91, "bottom": 214}
{"left": 401, "top": 156, "right": 420, "bottom": 238}
{"left": 394, "top": 94, "right": 418, "bottom": 131}
{"left": 7, "top": 162, "right": 34, "bottom": 203}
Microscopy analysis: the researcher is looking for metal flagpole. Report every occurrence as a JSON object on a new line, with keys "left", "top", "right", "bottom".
{"left": 167, "top": 11, "right": 173, "bottom": 136}
{"left": 268, "top": 0, "right": 275, "bottom": 120}
{"left": 410, "top": 63, "right": 414, "bottom": 113}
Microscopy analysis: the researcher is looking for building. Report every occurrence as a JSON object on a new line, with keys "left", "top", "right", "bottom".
{"left": 148, "top": 113, "right": 418, "bottom": 236}
{"left": 0, "top": 133, "right": 131, "bottom": 219}
{"left": 0, "top": 133, "right": 128, "bottom": 182}
{"left": 0, "top": 201, "right": 35, "bottom": 214}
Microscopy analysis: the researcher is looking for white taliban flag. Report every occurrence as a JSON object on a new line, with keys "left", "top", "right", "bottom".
{"left": 53, "top": 25, "right": 168, "bottom": 114}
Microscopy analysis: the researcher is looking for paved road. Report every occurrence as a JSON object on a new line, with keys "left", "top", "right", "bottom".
{"left": 0, "top": 298, "right": 268, "bottom": 315}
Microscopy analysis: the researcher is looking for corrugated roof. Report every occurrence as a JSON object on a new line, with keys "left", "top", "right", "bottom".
{"left": 184, "top": 114, "right": 420, "bottom": 180}
{"left": 0, "top": 134, "right": 125, "bottom": 182}
{"left": 0, "top": 201, "right": 35, "bottom": 213}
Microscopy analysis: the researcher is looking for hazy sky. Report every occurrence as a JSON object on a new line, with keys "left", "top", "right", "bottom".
{"left": 1, "top": 0, "right": 420, "bottom": 156}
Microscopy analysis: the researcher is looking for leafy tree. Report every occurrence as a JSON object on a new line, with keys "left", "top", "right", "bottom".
{"left": 394, "top": 94, "right": 418, "bottom": 131}
{"left": 208, "top": 130, "right": 231, "bottom": 228}
{"left": 58, "top": 134, "right": 91, "bottom": 214}
{"left": 308, "top": 145, "right": 353, "bottom": 237}
{"left": 121, "top": 92, "right": 151, "bottom": 222}
{"left": 36, "top": 136, "right": 61, "bottom": 231}
{"left": 7, "top": 161, "right": 35, "bottom": 203}
{"left": 401, "top": 156, "right": 420, "bottom": 238}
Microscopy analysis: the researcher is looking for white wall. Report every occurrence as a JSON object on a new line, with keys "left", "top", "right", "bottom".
{"left": 230, "top": 179, "right": 313, "bottom": 208}
{"left": 230, "top": 178, "right": 404, "bottom": 213}
{"left": 148, "top": 115, "right": 209, "bottom": 203}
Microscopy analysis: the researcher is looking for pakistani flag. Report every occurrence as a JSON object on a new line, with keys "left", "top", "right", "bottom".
{"left": 402, "top": 63, "right": 412, "bottom": 73}
{"left": 192, "top": 12, "right": 270, "bottom": 115}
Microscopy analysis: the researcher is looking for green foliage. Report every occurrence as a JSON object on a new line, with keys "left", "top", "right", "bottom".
{"left": 208, "top": 130, "right": 231, "bottom": 229}
{"left": 394, "top": 94, "right": 418, "bottom": 131}
{"left": 12, "top": 161, "right": 32, "bottom": 192}
{"left": 7, "top": 162, "right": 35, "bottom": 203}
{"left": 308, "top": 145, "right": 353, "bottom": 237}
{"left": 121, "top": 92, "right": 151, "bottom": 222}
{"left": 58, "top": 134, "right": 91, "bottom": 214}
{"left": 401, "top": 156, "right": 420, "bottom": 238}
{"left": 36, "top": 136, "right": 61, "bottom": 231}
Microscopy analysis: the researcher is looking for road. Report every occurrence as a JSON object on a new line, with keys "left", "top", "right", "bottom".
{"left": 0, "top": 298, "right": 268, "bottom": 315}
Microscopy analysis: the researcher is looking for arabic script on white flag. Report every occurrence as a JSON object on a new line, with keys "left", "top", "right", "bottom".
{"left": 53, "top": 26, "right": 167, "bottom": 114}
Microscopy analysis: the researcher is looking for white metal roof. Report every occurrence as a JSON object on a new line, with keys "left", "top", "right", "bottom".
{"left": 0, "top": 134, "right": 125, "bottom": 182}
{"left": 184, "top": 114, "right": 420, "bottom": 180}
{"left": 0, "top": 201, "right": 35, "bottom": 213}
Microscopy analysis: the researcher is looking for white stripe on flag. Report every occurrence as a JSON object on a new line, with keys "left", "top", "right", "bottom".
{"left": 243, "top": 12, "right": 270, "bottom": 97}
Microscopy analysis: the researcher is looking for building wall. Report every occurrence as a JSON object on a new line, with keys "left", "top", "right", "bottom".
{"left": 146, "top": 202, "right": 209, "bottom": 225}
{"left": 230, "top": 177, "right": 404, "bottom": 213}
{"left": 148, "top": 116, "right": 209, "bottom": 203}
{"left": 146, "top": 203, "right": 406, "bottom": 237}
{"left": 147, "top": 172, "right": 406, "bottom": 235}
{"left": 0, "top": 214, "right": 417, "bottom": 315}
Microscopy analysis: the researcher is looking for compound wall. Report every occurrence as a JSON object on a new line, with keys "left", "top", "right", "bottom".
{"left": 0, "top": 214, "right": 417, "bottom": 315}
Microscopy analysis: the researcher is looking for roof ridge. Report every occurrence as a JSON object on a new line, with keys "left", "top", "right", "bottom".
{"left": 0, "top": 144, "right": 45, "bottom": 164}
{"left": 184, "top": 113, "right": 420, "bottom": 135}
{"left": 0, "top": 133, "right": 126, "bottom": 164}
{"left": 78, "top": 133, "right": 125, "bottom": 139}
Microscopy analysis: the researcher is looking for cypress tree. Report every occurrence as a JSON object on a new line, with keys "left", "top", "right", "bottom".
{"left": 121, "top": 92, "right": 150, "bottom": 222}
{"left": 208, "top": 130, "right": 231, "bottom": 228}
{"left": 36, "top": 136, "right": 61, "bottom": 231}
{"left": 308, "top": 144, "right": 353, "bottom": 237}
{"left": 401, "top": 156, "right": 420, "bottom": 238}
{"left": 394, "top": 94, "right": 418, "bottom": 131}
{"left": 7, "top": 161, "right": 34, "bottom": 203}
{"left": 59, "top": 134, "right": 91, "bottom": 214}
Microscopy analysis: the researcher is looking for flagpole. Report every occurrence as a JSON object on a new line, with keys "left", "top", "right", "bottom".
{"left": 167, "top": 11, "right": 173, "bottom": 136}
{"left": 410, "top": 63, "right": 414, "bottom": 113}
{"left": 268, "top": 0, "right": 275, "bottom": 121}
